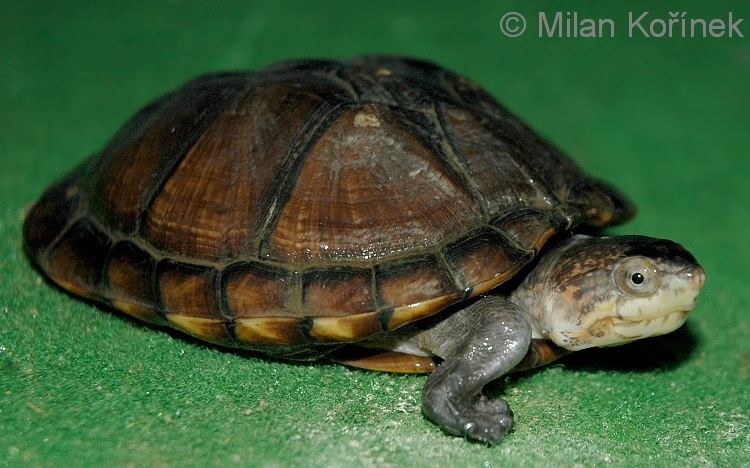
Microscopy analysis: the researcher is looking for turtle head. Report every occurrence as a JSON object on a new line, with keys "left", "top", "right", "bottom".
{"left": 521, "top": 235, "right": 705, "bottom": 351}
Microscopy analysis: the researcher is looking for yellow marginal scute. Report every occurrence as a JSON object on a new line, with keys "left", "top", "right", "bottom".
{"left": 111, "top": 299, "right": 161, "bottom": 324}
{"left": 386, "top": 293, "right": 459, "bottom": 331}
{"left": 234, "top": 317, "right": 303, "bottom": 345}
{"left": 533, "top": 226, "right": 558, "bottom": 252}
{"left": 166, "top": 314, "right": 230, "bottom": 345}
{"left": 47, "top": 274, "right": 95, "bottom": 300}
{"left": 467, "top": 259, "right": 529, "bottom": 298}
{"left": 308, "top": 311, "right": 381, "bottom": 342}
{"left": 468, "top": 271, "right": 515, "bottom": 298}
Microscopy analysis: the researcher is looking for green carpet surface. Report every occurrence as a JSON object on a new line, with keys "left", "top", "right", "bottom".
{"left": 2, "top": 1, "right": 749, "bottom": 466}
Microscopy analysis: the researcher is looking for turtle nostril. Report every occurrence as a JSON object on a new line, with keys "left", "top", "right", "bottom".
{"left": 685, "top": 265, "right": 706, "bottom": 288}
{"left": 697, "top": 266, "right": 706, "bottom": 287}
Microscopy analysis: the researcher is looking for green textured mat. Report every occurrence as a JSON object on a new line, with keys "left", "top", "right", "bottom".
{"left": 2, "top": 1, "right": 748, "bottom": 466}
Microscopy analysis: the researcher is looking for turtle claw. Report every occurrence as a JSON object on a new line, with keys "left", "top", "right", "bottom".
{"left": 457, "top": 395, "right": 514, "bottom": 444}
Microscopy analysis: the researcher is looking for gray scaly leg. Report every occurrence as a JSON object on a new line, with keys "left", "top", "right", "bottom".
{"left": 415, "top": 295, "right": 531, "bottom": 444}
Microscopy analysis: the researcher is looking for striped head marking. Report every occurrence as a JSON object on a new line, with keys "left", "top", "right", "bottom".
{"left": 526, "top": 235, "right": 705, "bottom": 351}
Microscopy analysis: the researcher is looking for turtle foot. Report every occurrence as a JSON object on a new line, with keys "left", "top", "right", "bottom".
{"left": 422, "top": 362, "right": 514, "bottom": 444}
{"left": 455, "top": 394, "right": 514, "bottom": 444}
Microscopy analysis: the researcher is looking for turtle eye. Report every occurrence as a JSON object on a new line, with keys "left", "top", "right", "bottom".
{"left": 631, "top": 272, "right": 644, "bottom": 285}
{"left": 614, "top": 257, "right": 660, "bottom": 297}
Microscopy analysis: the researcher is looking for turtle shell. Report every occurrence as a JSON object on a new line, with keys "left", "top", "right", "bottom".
{"left": 23, "top": 56, "right": 634, "bottom": 357}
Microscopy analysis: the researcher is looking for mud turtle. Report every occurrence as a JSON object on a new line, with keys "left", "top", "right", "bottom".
{"left": 23, "top": 56, "right": 705, "bottom": 444}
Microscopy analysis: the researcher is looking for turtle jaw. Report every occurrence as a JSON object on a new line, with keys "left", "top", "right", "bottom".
{"left": 607, "top": 264, "right": 704, "bottom": 342}
{"left": 608, "top": 310, "right": 689, "bottom": 345}
{"left": 548, "top": 264, "right": 705, "bottom": 351}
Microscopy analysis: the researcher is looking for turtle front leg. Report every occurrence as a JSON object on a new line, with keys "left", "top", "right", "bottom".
{"left": 415, "top": 295, "right": 531, "bottom": 444}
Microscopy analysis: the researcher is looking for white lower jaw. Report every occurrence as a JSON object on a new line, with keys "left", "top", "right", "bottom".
{"left": 555, "top": 309, "right": 691, "bottom": 350}
{"left": 611, "top": 310, "right": 689, "bottom": 341}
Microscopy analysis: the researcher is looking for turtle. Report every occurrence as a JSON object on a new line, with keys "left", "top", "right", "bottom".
{"left": 23, "top": 56, "right": 705, "bottom": 444}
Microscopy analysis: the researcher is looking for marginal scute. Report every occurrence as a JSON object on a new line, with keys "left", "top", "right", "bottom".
{"left": 570, "top": 179, "right": 636, "bottom": 227}
{"left": 105, "top": 241, "right": 163, "bottom": 325}
{"left": 234, "top": 317, "right": 306, "bottom": 345}
{"left": 44, "top": 218, "right": 111, "bottom": 300}
{"left": 386, "top": 295, "right": 460, "bottom": 331}
{"left": 223, "top": 261, "right": 297, "bottom": 317}
{"left": 491, "top": 209, "right": 566, "bottom": 252}
{"left": 302, "top": 268, "right": 375, "bottom": 316}
{"left": 376, "top": 255, "right": 458, "bottom": 308}
{"left": 308, "top": 311, "right": 383, "bottom": 342}
{"left": 165, "top": 315, "right": 233, "bottom": 346}
{"left": 23, "top": 163, "right": 84, "bottom": 261}
{"left": 157, "top": 261, "right": 221, "bottom": 318}
{"left": 444, "top": 227, "right": 534, "bottom": 296}
{"left": 375, "top": 255, "right": 462, "bottom": 329}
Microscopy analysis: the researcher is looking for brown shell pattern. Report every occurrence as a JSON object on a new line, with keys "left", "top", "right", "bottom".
{"left": 23, "top": 56, "right": 634, "bottom": 356}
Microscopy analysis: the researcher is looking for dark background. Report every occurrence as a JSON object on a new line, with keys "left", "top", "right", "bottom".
{"left": 2, "top": 1, "right": 748, "bottom": 465}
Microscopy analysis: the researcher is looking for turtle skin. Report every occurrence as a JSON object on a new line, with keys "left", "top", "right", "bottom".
{"left": 23, "top": 56, "right": 634, "bottom": 359}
